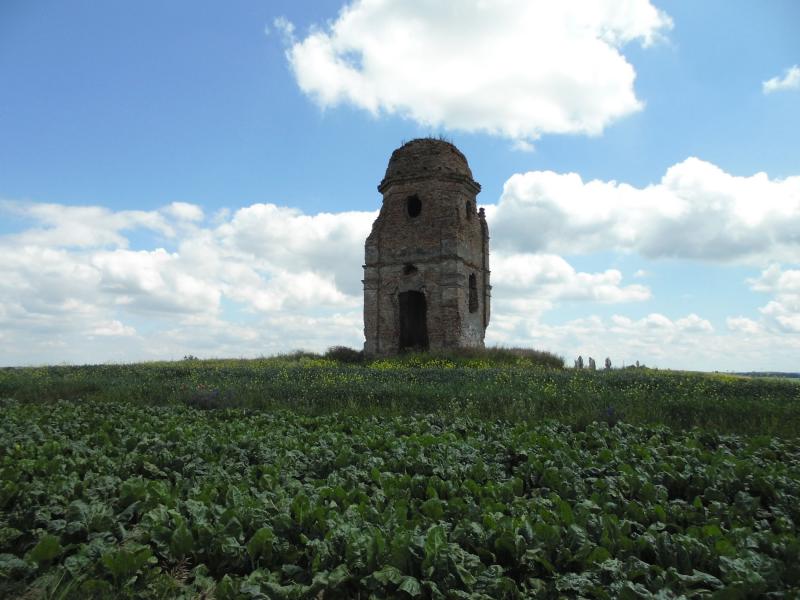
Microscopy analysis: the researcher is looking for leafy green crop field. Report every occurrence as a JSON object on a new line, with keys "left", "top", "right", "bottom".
{"left": 1, "top": 358, "right": 799, "bottom": 598}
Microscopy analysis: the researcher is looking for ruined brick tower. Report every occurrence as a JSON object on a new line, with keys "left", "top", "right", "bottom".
{"left": 363, "top": 139, "right": 490, "bottom": 356}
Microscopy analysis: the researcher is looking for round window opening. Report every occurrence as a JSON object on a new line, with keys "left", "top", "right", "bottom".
{"left": 407, "top": 194, "right": 422, "bottom": 218}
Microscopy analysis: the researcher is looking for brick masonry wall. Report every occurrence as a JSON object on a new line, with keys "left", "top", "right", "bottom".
{"left": 364, "top": 139, "right": 491, "bottom": 356}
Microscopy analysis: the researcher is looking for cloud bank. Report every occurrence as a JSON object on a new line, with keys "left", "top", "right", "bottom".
{"left": 491, "top": 157, "right": 800, "bottom": 263}
{"left": 1, "top": 157, "right": 798, "bottom": 369}
{"left": 749, "top": 265, "right": 800, "bottom": 333}
{"left": 281, "top": 0, "right": 671, "bottom": 144}
{"left": 0, "top": 200, "right": 648, "bottom": 365}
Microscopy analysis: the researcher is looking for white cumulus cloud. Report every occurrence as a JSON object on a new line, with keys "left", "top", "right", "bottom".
{"left": 90, "top": 320, "right": 137, "bottom": 337}
{"left": 217, "top": 203, "right": 377, "bottom": 296}
{"left": 0, "top": 201, "right": 175, "bottom": 248}
{"left": 763, "top": 65, "right": 800, "bottom": 94}
{"left": 749, "top": 265, "right": 800, "bottom": 333}
{"left": 489, "top": 157, "right": 800, "bottom": 263}
{"left": 3, "top": 152, "right": 799, "bottom": 368}
{"left": 281, "top": 0, "right": 671, "bottom": 144}
{"left": 0, "top": 200, "right": 378, "bottom": 364}
{"left": 726, "top": 316, "right": 761, "bottom": 335}
{"left": 0, "top": 196, "right": 663, "bottom": 365}
{"left": 492, "top": 252, "right": 650, "bottom": 317}
{"left": 164, "top": 202, "right": 204, "bottom": 222}
{"left": 91, "top": 248, "right": 222, "bottom": 315}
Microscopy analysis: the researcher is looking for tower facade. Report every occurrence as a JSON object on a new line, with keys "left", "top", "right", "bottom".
{"left": 363, "top": 139, "right": 490, "bottom": 356}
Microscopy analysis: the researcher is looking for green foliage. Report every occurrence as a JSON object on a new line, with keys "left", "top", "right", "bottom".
{"left": 246, "top": 526, "right": 275, "bottom": 565}
{"left": 1, "top": 357, "right": 798, "bottom": 435}
{"left": 27, "top": 534, "right": 61, "bottom": 565}
{"left": 101, "top": 544, "right": 155, "bottom": 583}
{"left": 379, "top": 345, "right": 566, "bottom": 369}
{"left": 1, "top": 396, "right": 799, "bottom": 597}
{"left": 493, "top": 345, "right": 564, "bottom": 368}
{"left": 1, "top": 359, "right": 799, "bottom": 597}
{"left": 324, "top": 345, "right": 365, "bottom": 363}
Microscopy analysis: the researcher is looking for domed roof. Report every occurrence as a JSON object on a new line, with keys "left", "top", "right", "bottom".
{"left": 379, "top": 139, "right": 476, "bottom": 191}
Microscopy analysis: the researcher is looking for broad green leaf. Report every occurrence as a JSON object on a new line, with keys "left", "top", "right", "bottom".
{"left": 454, "top": 564, "right": 477, "bottom": 587}
{"left": 223, "top": 516, "right": 243, "bottom": 538}
{"left": 370, "top": 466, "right": 381, "bottom": 484}
{"left": 28, "top": 534, "right": 61, "bottom": 565}
{"left": 398, "top": 575, "right": 422, "bottom": 597}
{"left": 0, "top": 527, "right": 22, "bottom": 547}
{"left": 672, "top": 569, "right": 723, "bottom": 589}
{"left": 263, "top": 579, "right": 313, "bottom": 599}
{"left": 100, "top": 544, "right": 153, "bottom": 581}
{"left": 170, "top": 522, "right": 194, "bottom": 557}
{"left": 715, "top": 539, "right": 737, "bottom": 557}
{"left": 247, "top": 526, "right": 275, "bottom": 563}
{"left": 421, "top": 498, "right": 444, "bottom": 520}
{"left": 291, "top": 493, "right": 311, "bottom": 524}
{"left": 220, "top": 535, "right": 244, "bottom": 559}
{"left": 587, "top": 546, "right": 611, "bottom": 564}
{"left": 215, "top": 574, "right": 239, "bottom": 600}
{"left": 702, "top": 524, "right": 723, "bottom": 538}
{"left": 369, "top": 565, "right": 404, "bottom": 586}
{"left": 326, "top": 563, "right": 351, "bottom": 587}
{"left": 388, "top": 531, "right": 412, "bottom": 571}
{"left": 494, "top": 531, "right": 521, "bottom": 564}
{"left": 558, "top": 500, "right": 574, "bottom": 526}
{"left": 424, "top": 525, "right": 446, "bottom": 560}
{"left": 0, "top": 553, "right": 33, "bottom": 579}
{"left": 64, "top": 553, "right": 92, "bottom": 577}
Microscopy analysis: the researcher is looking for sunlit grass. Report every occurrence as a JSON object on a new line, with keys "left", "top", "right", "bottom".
{"left": 1, "top": 351, "right": 797, "bottom": 437}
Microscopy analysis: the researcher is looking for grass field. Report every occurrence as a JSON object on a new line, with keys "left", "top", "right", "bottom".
{"left": 1, "top": 353, "right": 799, "bottom": 598}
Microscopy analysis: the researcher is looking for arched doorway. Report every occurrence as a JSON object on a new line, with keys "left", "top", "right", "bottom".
{"left": 399, "top": 291, "right": 429, "bottom": 351}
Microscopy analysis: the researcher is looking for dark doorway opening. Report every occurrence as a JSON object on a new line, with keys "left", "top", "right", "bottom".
{"left": 399, "top": 291, "right": 429, "bottom": 351}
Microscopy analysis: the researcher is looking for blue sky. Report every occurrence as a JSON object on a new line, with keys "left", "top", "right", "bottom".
{"left": 1, "top": 0, "right": 798, "bottom": 369}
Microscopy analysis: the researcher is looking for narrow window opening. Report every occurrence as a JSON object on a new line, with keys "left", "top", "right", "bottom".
{"left": 465, "top": 201, "right": 473, "bottom": 221}
{"left": 407, "top": 194, "right": 422, "bottom": 218}
{"left": 403, "top": 263, "right": 418, "bottom": 275}
{"left": 469, "top": 273, "right": 478, "bottom": 313}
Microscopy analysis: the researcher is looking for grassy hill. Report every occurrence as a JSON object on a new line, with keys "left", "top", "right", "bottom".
{"left": 2, "top": 352, "right": 798, "bottom": 436}
{"left": 1, "top": 352, "right": 799, "bottom": 598}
